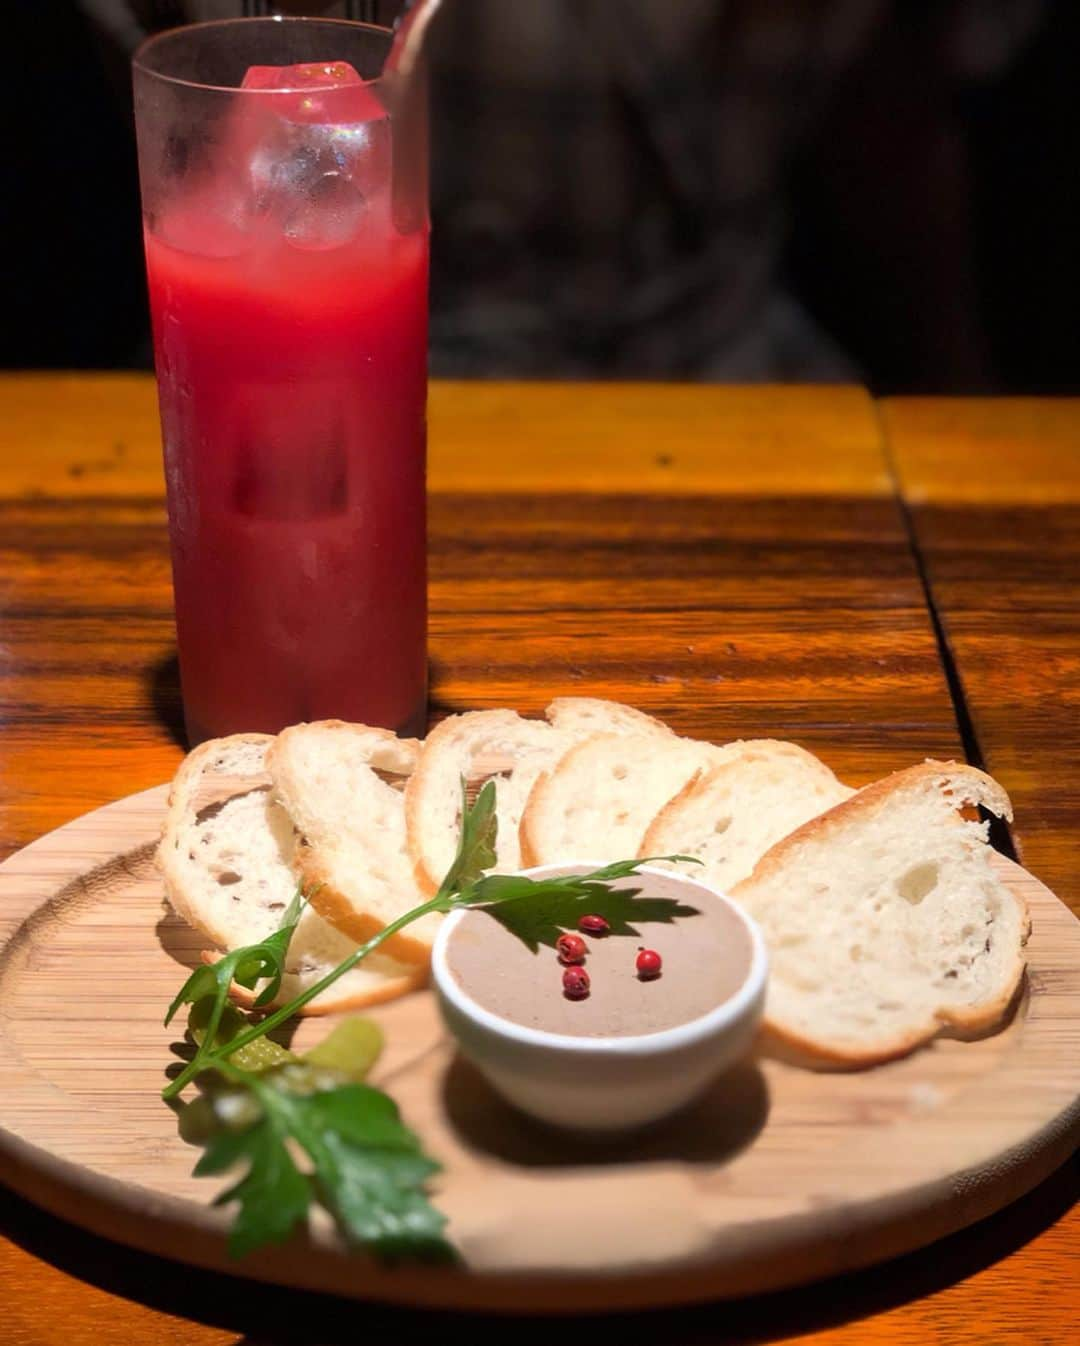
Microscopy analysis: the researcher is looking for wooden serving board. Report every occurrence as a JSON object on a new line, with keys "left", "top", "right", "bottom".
{"left": 0, "top": 789, "right": 1077, "bottom": 1313}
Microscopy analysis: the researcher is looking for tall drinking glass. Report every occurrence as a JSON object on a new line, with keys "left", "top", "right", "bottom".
{"left": 133, "top": 19, "right": 428, "bottom": 745}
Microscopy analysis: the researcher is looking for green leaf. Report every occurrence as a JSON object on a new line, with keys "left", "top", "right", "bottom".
{"left": 318, "top": 1135, "right": 450, "bottom": 1259}
{"left": 195, "top": 1078, "right": 452, "bottom": 1262}
{"left": 192, "top": 1118, "right": 261, "bottom": 1175}
{"left": 480, "top": 884, "right": 700, "bottom": 953}
{"left": 164, "top": 965, "right": 220, "bottom": 1028}
{"left": 302, "top": 1086, "right": 452, "bottom": 1260}
{"left": 453, "top": 855, "right": 701, "bottom": 912}
{"left": 199, "top": 1107, "right": 312, "bottom": 1258}
{"left": 245, "top": 884, "right": 307, "bottom": 1008}
{"left": 166, "top": 886, "right": 305, "bottom": 1026}
{"left": 434, "top": 778, "right": 498, "bottom": 900}
{"left": 444, "top": 855, "right": 702, "bottom": 952}
{"left": 578, "top": 854, "right": 703, "bottom": 880}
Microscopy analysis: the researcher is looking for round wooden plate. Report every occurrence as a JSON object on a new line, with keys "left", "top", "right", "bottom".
{"left": 0, "top": 787, "right": 1077, "bottom": 1313}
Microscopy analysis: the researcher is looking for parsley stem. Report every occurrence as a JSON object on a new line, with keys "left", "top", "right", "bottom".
{"left": 163, "top": 893, "right": 447, "bottom": 1096}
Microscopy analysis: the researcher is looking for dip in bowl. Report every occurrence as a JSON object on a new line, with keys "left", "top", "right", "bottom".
{"left": 431, "top": 862, "right": 768, "bottom": 1132}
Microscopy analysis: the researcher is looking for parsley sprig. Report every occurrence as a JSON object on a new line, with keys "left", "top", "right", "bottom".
{"left": 163, "top": 779, "right": 697, "bottom": 1260}
{"left": 196, "top": 1065, "right": 448, "bottom": 1259}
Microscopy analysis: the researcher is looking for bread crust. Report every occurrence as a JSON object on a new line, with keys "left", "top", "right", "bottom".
{"left": 516, "top": 769, "right": 550, "bottom": 868}
{"left": 516, "top": 742, "right": 582, "bottom": 869}
{"left": 403, "top": 711, "right": 483, "bottom": 894}
{"left": 297, "top": 846, "right": 436, "bottom": 966}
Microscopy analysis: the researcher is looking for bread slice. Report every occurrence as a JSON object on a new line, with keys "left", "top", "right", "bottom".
{"left": 641, "top": 741, "right": 855, "bottom": 891}
{"left": 520, "top": 731, "right": 747, "bottom": 866}
{"left": 546, "top": 697, "right": 675, "bottom": 740}
{"left": 266, "top": 721, "right": 437, "bottom": 967}
{"left": 405, "top": 699, "right": 671, "bottom": 892}
{"left": 158, "top": 735, "right": 419, "bottom": 1014}
{"left": 730, "top": 761, "right": 1029, "bottom": 1066}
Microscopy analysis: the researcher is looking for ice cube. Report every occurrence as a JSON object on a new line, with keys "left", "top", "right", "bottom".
{"left": 283, "top": 171, "right": 367, "bottom": 251}
{"left": 240, "top": 61, "right": 385, "bottom": 126}
{"left": 211, "top": 63, "right": 388, "bottom": 243}
{"left": 242, "top": 61, "right": 360, "bottom": 90}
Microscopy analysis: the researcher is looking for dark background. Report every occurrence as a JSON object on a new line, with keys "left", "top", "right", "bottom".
{"left": 3, "top": 0, "right": 1078, "bottom": 394}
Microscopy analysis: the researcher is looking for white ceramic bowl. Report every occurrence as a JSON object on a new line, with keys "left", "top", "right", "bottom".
{"left": 431, "top": 862, "right": 769, "bottom": 1132}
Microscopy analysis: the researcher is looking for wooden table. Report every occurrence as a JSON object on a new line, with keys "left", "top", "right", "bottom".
{"left": 0, "top": 375, "right": 1075, "bottom": 1344}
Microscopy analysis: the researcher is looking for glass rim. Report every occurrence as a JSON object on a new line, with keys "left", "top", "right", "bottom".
{"left": 132, "top": 16, "right": 393, "bottom": 96}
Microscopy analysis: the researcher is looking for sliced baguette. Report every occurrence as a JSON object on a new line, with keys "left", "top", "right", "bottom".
{"left": 266, "top": 721, "right": 437, "bottom": 966}
{"left": 158, "top": 734, "right": 419, "bottom": 1014}
{"left": 405, "top": 699, "right": 671, "bottom": 891}
{"left": 730, "top": 761, "right": 1029, "bottom": 1066}
{"left": 520, "top": 731, "right": 747, "bottom": 866}
{"left": 642, "top": 741, "right": 855, "bottom": 890}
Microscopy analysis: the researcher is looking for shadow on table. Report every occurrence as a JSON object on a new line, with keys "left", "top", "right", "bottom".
{"left": 147, "top": 650, "right": 186, "bottom": 749}
{"left": 2, "top": 1156, "right": 1076, "bottom": 1344}
{"left": 143, "top": 650, "right": 447, "bottom": 745}
{"left": 441, "top": 1055, "right": 769, "bottom": 1168}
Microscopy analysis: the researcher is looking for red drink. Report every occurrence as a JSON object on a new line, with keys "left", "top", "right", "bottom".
{"left": 135, "top": 36, "right": 428, "bottom": 744}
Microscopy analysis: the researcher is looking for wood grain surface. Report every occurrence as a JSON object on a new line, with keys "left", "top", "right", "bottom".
{"left": 0, "top": 375, "right": 1075, "bottom": 1343}
{"left": 882, "top": 397, "right": 1080, "bottom": 917}
{"left": 0, "top": 791, "right": 1076, "bottom": 1311}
